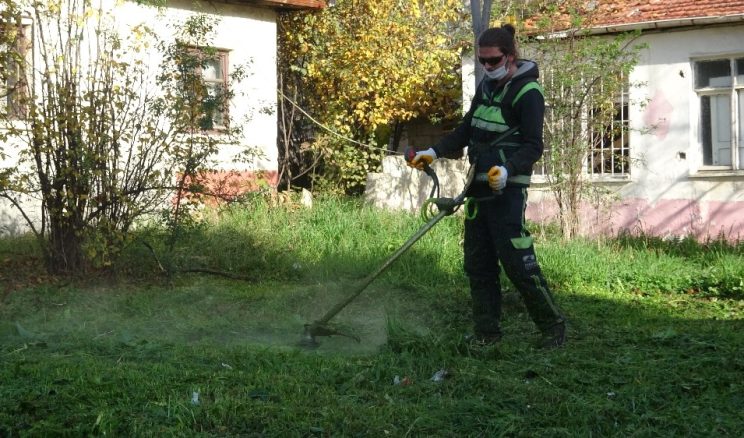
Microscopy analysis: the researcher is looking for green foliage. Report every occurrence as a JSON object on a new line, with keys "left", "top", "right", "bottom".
{"left": 1, "top": 199, "right": 743, "bottom": 435}
{"left": 0, "top": 1, "right": 249, "bottom": 274}
{"left": 309, "top": 134, "right": 385, "bottom": 195}
{"left": 278, "top": 0, "right": 469, "bottom": 194}
{"left": 535, "top": 33, "right": 644, "bottom": 238}
{"left": 133, "top": 0, "right": 166, "bottom": 7}
{"left": 154, "top": 13, "right": 249, "bottom": 248}
{"left": 496, "top": 0, "right": 647, "bottom": 239}
{"left": 112, "top": 197, "right": 744, "bottom": 301}
{"left": 607, "top": 231, "right": 744, "bottom": 299}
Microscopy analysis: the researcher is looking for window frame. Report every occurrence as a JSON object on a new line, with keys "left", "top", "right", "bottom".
{"left": 0, "top": 20, "right": 32, "bottom": 120}
{"left": 586, "top": 81, "right": 631, "bottom": 179}
{"left": 692, "top": 55, "right": 744, "bottom": 172}
{"left": 185, "top": 45, "right": 230, "bottom": 133}
{"left": 533, "top": 74, "right": 632, "bottom": 183}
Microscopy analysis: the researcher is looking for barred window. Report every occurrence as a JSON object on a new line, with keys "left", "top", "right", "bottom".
{"left": 534, "top": 78, "right": 630, "bottom": 178}
{"left": 588, "top": 84, "right": 630, "bottom": 176}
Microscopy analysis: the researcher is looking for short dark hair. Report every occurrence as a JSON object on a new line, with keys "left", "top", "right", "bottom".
{"left": 478, "top": 24, "right": 518, "bottom": 57}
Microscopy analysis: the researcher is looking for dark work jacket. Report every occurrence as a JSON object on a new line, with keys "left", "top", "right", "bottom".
{"left": 432, "top": 60, "right": 545, "bottom": 193}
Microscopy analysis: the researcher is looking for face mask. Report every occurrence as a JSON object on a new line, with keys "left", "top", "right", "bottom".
{"left": 484, "top": 62, "right": 508, "bottom": 81}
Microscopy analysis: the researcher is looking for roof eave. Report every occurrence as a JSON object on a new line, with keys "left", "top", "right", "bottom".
{"left": 584, "top": 13, "right": 744, "bottom": 35}
{"left": 228, "top": 0, "right": 326, "bottom": 10}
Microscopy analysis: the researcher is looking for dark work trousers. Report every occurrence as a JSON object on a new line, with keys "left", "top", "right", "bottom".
{"left": 464, "top": 186, "right": 564, "bottom": 336}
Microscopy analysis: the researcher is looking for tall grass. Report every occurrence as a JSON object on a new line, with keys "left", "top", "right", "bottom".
{"left": 122, "top": 194, "right": 744, "bottom": 300}
{"left": 1, "top": 195, "right": 743, "bottom": 436}
{"left": 122, "top": 195, "right": 466, "bottom": 289}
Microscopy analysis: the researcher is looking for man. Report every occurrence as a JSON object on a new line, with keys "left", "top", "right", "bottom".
{"left": 407, "top": 24, "right": 566, "bottom": 348}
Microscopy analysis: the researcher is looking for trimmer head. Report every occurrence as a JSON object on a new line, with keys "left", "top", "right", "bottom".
{"left": 299, "top": 322, "right": 360, "bottom": 348}
{"left": 299, "top": 324, "right": 320, "bottom": 348}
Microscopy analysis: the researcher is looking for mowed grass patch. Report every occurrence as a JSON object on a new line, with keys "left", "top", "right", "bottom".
{"left": 1, "top": 196, "right": 743, "bottom": 435}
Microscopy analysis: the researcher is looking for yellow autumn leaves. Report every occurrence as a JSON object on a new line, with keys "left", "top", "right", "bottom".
{"left": 281, "top": 0, "right": 467, "bottom": 136}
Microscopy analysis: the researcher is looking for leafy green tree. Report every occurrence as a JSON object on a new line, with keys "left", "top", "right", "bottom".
{"left": 472, "top": 0, "right": 647, "bottom": 238}
{"left": 278, "top": 0, "right": 469, "bottom": 194}
{"left": 521, "top": 2, "right": 645, "bottom": 238}
{"left": 0, "top": 0, "right": 246, "bottom": 274}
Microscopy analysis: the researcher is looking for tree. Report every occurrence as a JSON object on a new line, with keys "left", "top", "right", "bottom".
{"left": 0, "top": 1, "right": 246, "bottom": 274}
{"left": 469, "top": 0, "right": 493, "bottom": 87}
{"left": 278, "top": 0, "right": 469, "bottom": 194}
{"left": 520, "top": 2, "right": 645, "bottom": 238}
{"left": 443, "top": 0, "right": 646, "bottom": 239}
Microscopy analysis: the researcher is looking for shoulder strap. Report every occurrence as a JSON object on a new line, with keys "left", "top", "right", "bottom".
{"left": 501, "top": 77, "right": 542, "bottom": 127}
{"left": 475, "top": 78, "right": 490, "bottom": 104}
{"left": 512, "top": 81, "right": 543, "bottom": 105}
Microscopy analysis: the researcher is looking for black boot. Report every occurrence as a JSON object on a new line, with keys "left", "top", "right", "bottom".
{"left": 469, "top": 276, "right": 502, "bottom": 342}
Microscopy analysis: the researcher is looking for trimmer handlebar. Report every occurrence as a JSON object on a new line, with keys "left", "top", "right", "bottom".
{"left": 403, "top": 146, "right": 417, "bottom": 163}
{"left": 404, "top": 147, "right": 439, "bottom": 198}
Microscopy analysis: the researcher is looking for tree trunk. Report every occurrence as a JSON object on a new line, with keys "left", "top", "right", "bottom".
{"left": 388, "top": 121, "right": 403, "bottom": 153}
{"left": 470, "top": 0, "right": 493, "bottom": 87}
{"left": 46, "top": 220, "right": 86, "bottom": 275}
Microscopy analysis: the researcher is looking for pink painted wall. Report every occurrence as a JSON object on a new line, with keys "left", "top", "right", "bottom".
{"left": 527, "top": 197, "right": 744, "bottom": 242}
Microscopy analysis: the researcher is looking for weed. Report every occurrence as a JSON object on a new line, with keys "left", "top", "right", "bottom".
{"left": 1, "top": 197, "right": 743, "bottom": 435}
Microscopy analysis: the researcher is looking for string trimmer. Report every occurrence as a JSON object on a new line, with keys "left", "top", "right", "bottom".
{"left": 299, "top": 150, "right": 481, "bottom": 348}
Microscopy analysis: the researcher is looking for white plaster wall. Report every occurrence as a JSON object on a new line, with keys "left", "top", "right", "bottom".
{"left": 457, "top": 26, "right": 744, "bottom": 208}
{"left": 627, "top": 25, "right": 744, "bottom": 204}
{"left": 367, "top": 25, "right": 744, "bottom": 240}
{"left": 0, "top": 0, "right": 280, "bottom": 235}
{"left": 461, "top": 51, "right": 476, "bottom": 114}
{"left": 115, "top": 0, "right": 279, "bottom": 171}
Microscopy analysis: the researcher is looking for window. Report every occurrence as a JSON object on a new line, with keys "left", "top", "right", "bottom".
{"left": 0, "top": 22, "right": 31, "bottom": 119}
{"left": 587, "top": 84, "right": 630, "bottom": 176}
{"left": 695, "top": 57, "right": 744, "bottom": 169}
{"left": 534, "top": 76, "right": 631, "bottom": 178}
{"left": 185, "top": 46, "right": 229, "bottom": 131}
{"left": 200, "top": 48, "right": 229, "bottom": 129}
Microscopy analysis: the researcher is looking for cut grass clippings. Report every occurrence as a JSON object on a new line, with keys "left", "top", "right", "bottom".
{"left": 1, "top": 196, "right": 743, "bottom": 435}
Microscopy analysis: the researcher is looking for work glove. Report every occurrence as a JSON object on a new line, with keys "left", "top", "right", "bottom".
{"left": 488, "top": 165, "right": 508, "bottom": 191}
{"left": 405, "top": 147, "right": 437, "bottom": 171}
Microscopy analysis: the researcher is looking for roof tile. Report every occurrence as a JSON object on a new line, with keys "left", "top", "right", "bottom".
{"left": 525, "top": 0, "right": 744, "bottom": 30}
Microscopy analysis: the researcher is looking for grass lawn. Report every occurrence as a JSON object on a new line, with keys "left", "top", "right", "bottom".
{"left": 1, "top": 197, "right": 743, "bottom": 436}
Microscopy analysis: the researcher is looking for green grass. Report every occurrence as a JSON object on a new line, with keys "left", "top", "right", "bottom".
{"left": 1, "top": 196, "right": 743, "bottom": 436}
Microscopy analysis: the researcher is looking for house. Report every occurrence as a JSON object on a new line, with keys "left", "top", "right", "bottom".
{"left": 0, "top": 0, "right": 325, "bottom": 235}
{"left": 366, "top": 0, "right": 744, "bottom": 242}
{"left": 526, "top": 0, "right": 744, "bottom": 241}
